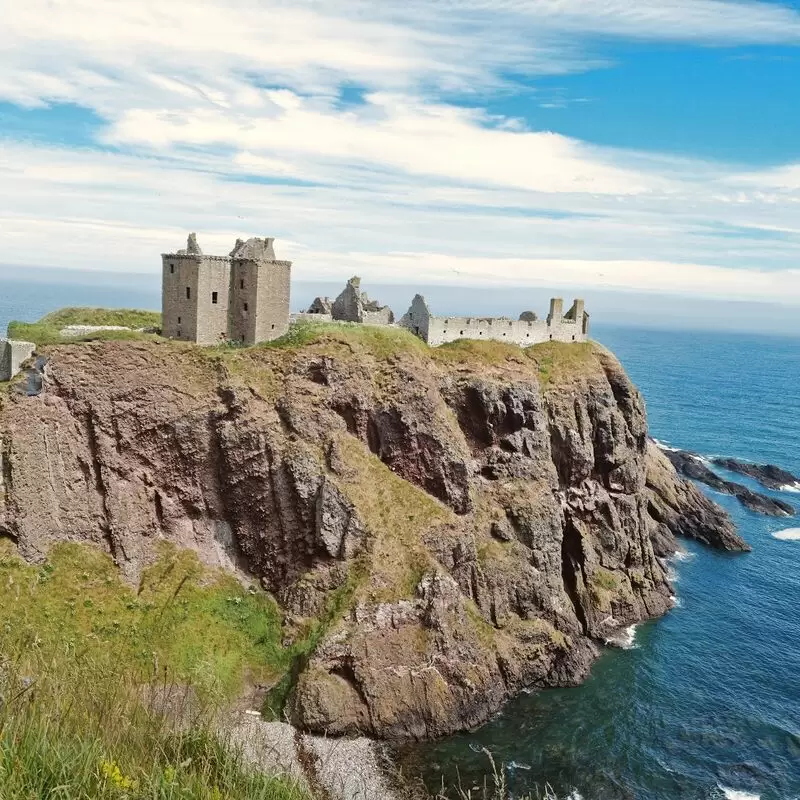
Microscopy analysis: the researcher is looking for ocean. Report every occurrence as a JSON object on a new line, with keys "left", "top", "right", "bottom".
{"left": 3, "top": 272, "right": 799, "bottom": 800}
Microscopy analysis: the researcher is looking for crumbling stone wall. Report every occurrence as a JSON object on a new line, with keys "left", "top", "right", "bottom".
{"left": 330, "top": 277, "right": 394, "bottom": 325}
{"left": 306, "top": 297, "right": 333, "bottom": 315}
{"left": 400, "top": 296, "right": 590, "bottom": 347}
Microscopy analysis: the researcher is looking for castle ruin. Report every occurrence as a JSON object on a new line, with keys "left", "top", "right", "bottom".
{"left": 161, "top": 233, "right": 291, "bottom": 345}
{"left": 399, "top": 296, "right": 589, "bottom": 347}
{"left": 302, "top": 277, "right": 394, "bottom": 325}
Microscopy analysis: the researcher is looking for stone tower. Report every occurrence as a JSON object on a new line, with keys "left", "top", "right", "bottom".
{"left": 161, "top": 234, "right": 291, "bottom": 345}
{"left": 161, "top": 234, "right": 232, "bottom": 345}
{"left": 228, "top": 237, "right": 292, "bottom": 344}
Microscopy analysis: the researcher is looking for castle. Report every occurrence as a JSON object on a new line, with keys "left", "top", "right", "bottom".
{"left": 160, "top": 234, "right": 589, "bottom": 349}
{"left": 161, "top": 233, "right": 292, "bottom": 345}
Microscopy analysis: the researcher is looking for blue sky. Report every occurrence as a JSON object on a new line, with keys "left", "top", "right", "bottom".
{"left": 1, "top": 0, "right": 800, "bottom": 309}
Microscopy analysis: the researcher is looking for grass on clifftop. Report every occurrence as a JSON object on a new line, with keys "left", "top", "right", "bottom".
{"left": 0, "top": 540, "right": 309, "bottom": 799}
{"left": 7, "top": 307, "right": 161, "bottom": 346}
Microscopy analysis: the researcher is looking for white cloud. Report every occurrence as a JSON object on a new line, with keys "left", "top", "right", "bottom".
{"left": 1, "top": 0, "right": 800, "bottom": 305}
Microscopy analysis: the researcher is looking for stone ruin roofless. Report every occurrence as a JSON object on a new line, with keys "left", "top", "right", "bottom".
{"left": 300, "top": 276, "right": 395, "bottom": 325}
{"left": 399, "top": 295, "right": 590, "bottom": 347}
{"left": 161, "top": 233, "right": 292, "bottom": 345}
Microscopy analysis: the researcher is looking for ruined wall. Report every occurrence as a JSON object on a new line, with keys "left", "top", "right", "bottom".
{"left": 291, "top": 312, "right": 334, "bottom": 324}
{"left": 331, "top": 277, "right": 362, "bottom": 322}
{"left": 0, "top": 340, "right": 36, "bottom": 381}
{"left": 399, "top": 294, "right": 432, "bottom": 341}
{"left": 331, "top": 277, "right": 394, "bottom": 325}
{"left": 400, "top": 296, "right": 589, "bottom": 347}
{"left": 229, "top": 259, "right": 258, "bottom": 344}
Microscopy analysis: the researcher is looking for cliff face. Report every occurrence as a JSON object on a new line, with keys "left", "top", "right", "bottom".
{"left": 0, "top": 333, "right": 746, "bottom": 740}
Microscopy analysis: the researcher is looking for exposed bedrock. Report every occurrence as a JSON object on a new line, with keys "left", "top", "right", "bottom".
{"left": 0, "top": 338, "right": 747, "bottom": 740}
{"left": 663, "top": 449, "right": 794, "bottom": 518}
{"left": 711, "top": 457, "right": 800, "bottom": 492}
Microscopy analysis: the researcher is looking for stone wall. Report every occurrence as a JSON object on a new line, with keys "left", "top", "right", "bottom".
{"left": 162, "top": 254, "right": 201, "bottom": 342}
{"left": 330, "top": 277, "right": 394, "bottom": 324}
{"left": 0, "top": 339, "right": 36, "bottom": 381}
{"left": 400, "top": 296, "right": 589, "bottom": 347}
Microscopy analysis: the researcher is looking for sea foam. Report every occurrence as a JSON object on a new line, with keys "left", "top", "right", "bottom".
{"left": 604, "top": 624, "right": 638, "bottom": 650}
{"left": 653, "top": 438, "right": 680, "bottom": 453}
{"left": 780, "top": 483, "right": 800, "bottom": 494}
{"left": 772, "top": 528, "right": 800, "bottom": 541}
{"left": 719, "top": 787, "right": 760, "bottom": 800}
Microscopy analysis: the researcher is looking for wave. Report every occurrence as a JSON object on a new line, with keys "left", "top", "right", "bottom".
{"left": 718, "top": 787, "right": 760, "bottom": 800}
{"left": 653, "top": 438, "right": 680, "bottom": 453}
{"left": 772, "top": 528, "right": 800, "bottom": 541}
{"left": 780, "top": 483, "right": 800, "bottom": 494}
{"left": 604, "top": 624, "right": 638, "bottom": 650}
{"left": 670, "top": 595, "right": 683, "bottom": 608}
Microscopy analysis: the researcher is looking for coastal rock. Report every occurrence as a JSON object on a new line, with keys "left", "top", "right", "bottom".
{"left": 663, "top": 449, "right": 794, "bottom": 518}
{"left": 711, "top": 458, "right": 800, "bottom": 492}
{"left": 645, "top": 445, "right": 748, "bottom": 554}
{"left": 0, "top": 336, "right": 744, "bottom": 739}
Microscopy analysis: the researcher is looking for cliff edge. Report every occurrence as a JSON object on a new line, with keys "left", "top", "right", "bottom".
{"left": 0, "top": 328, "right": 746, "bottom": 739}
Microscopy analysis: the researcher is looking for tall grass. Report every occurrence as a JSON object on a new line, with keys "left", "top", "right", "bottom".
{"left": 0, "top": 539, "right": 311, "bottom": 798}
{"left": 0, "top": 654, "right": 310, "bottom": 799}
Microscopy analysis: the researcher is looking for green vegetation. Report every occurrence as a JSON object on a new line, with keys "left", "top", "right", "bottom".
{"left": 333, "top": 435, "right": 453, "bottom": 603}
{"left": 7, "top": 307, "right": 161, "bottom": 346}
{"left": 0, "top": 540, "right": 288, "bottom": 703}
{"left": 0, "top": 540, "right": 310, "bottom": 799}
{"left": 264, "top": 321, "right": 429, "bottom": 359}
{"left": 39, "top": 307, "right": 162, "bottom": 329}
{"left": 400, "top": 750, "right": 559, "bottom": 800}
{"left": 527, "top": 341, "right": 594, "bottom": 389}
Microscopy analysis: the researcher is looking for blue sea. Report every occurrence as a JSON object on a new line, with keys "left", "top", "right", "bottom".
{"left": 2, "top": 272, "right": 799, "bottom": 800}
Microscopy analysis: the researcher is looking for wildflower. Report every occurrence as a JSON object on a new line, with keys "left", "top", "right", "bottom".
{"left": 100, "top": 759, "right": 138, "bottom": 792}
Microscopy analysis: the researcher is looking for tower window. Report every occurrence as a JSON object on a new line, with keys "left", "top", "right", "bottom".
{"left": 244, "top": 302, "right": 249, "bottom": 312}
{"left": 271, "top": 323, "right": 275, "bottom": 330}
{"left": 170, "top": 264, "right": 174, "bottom": 273}
{"left": 240, "top": 279, "right": 245, "bottom": 290}
{"left": 186, "top": 287, "right": 191, "bottom": 300}
{"left": 212, "top": 291, "right": 218, "bottom": 304}
{"left": 177, "top": 316, "right": 181, "bottom": 324}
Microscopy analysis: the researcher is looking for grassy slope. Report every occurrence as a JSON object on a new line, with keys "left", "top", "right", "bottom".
{"left": 8, "top": 307, "right": 162, "bottom": 346}
{"left": 0, "top": 540, "right": 308, "bottom": 799}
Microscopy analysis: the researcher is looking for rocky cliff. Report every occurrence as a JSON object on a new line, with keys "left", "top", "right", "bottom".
{"left": 0, "top": 330, "right": 747, "bottom": 739}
